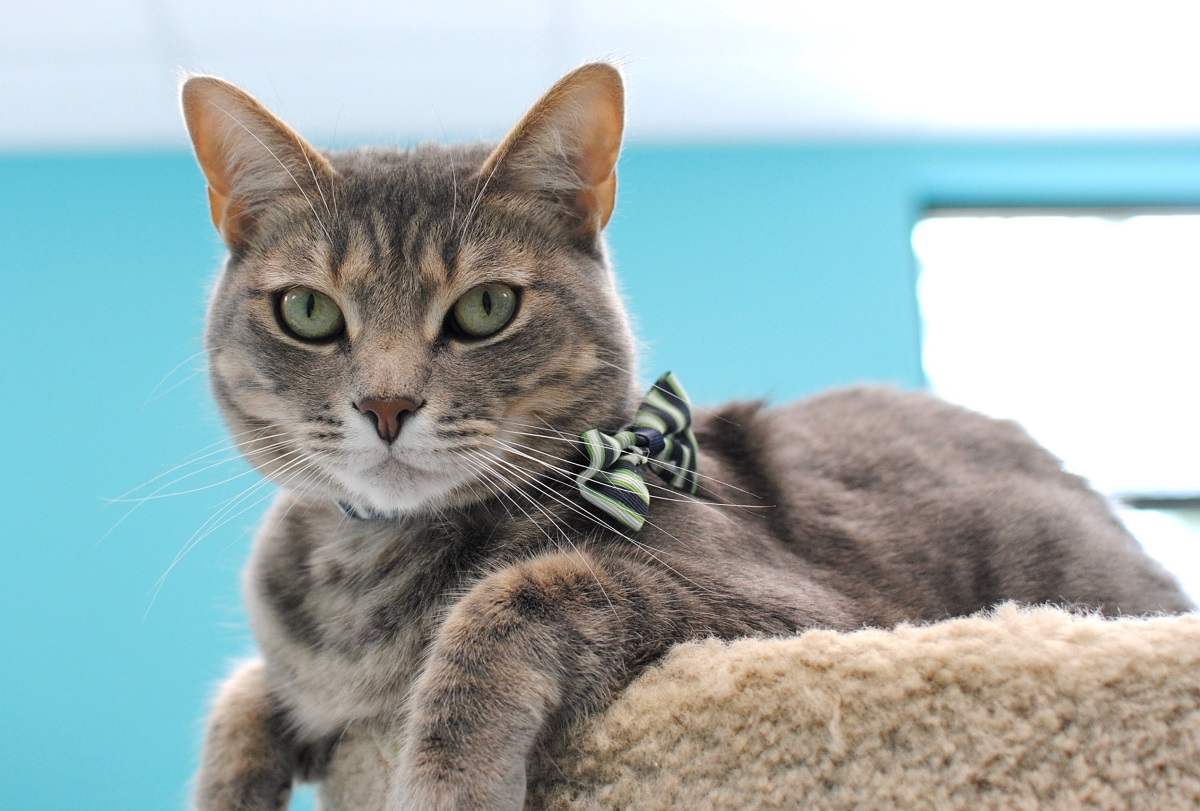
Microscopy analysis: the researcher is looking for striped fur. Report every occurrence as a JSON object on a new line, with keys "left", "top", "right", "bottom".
{"left": 575, "top": 372, "right": 699, "bottom": 531}
{"left": 184, "top": 65, "right": 1193, "bottom": 810}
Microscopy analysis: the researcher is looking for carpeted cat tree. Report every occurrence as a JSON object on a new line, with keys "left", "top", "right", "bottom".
{"left": 317, "top": 604, "right": 1200, "bottom": 809}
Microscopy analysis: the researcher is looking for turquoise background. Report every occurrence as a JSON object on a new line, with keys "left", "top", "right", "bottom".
{"left": 3, "top": 141, "right": 1200, "bottom": 809}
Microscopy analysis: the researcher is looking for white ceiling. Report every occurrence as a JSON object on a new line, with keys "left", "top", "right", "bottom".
{"left": 6, "top": 0, "right": 1200, "bottom": 149}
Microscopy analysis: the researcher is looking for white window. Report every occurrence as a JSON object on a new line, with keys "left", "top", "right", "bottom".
{"left": 913, "top": 210, "right": 1200, "bottom": 601}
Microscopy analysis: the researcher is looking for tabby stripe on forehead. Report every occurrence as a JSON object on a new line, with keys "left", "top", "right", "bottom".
{"left": 440, "top": 239, "right": 460, "bottom": 279}
{"left": 363, "top": 215, "right": 384, "bottom": 270}
{"left": 326, "top": 229, "right": 350, "bottom": 281}
{"left": 369, "top": 211, "right": 392, "bottom": 269}
{"left": 402, "top": 213, "right": 428, "bottom": 270}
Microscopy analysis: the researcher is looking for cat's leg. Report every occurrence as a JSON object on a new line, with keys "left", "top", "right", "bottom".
{"left": 193, "top": 659, "right": 302, "bottom": 811}
{"left": 393, "top": 550, "right": 699, "bottom": 811}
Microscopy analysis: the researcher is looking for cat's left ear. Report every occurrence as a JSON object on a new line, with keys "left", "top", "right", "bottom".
{"left": 480, "top": 63, "right": 625, "bottom": 236}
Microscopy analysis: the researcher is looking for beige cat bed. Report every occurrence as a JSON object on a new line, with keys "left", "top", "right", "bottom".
{"left": 317, "top": 605, "right": 1200, "bottom": 810}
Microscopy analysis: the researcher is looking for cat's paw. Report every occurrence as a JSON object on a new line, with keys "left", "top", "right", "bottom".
{"left": 193, "top": 768, "right": 291, "bottom": 811}
{"left": 390, "top": 751, "right": 526, "bottom": 811}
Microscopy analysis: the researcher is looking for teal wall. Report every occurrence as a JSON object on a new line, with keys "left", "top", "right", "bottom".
{"left": 3, "top": 141, "right": 1200, "bottom": 809}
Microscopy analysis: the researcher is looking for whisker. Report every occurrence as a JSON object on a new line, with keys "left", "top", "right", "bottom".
{"left": 97, "top": 432, "right": 295, "bottom": 546}
{"left": 464, "top": 451, "right": 615, "bottom": 613}
{"left": 487, "top": 443, "right": 705, "bottom": 537}
{"left": 148, "top": 366, "right": 207, "bottom": 402}
{"left": 496, "top": 421, "right": 762, "bottom": 500}
{"left": 144, "top": 348, "right": 207, "bottom": 404}
{"left": 590, "top": 354, "right": 639, "bottom": 379}
{"left": 105, "top": 441, "right": 301, "bottom": 504}
{"left": 456, "top": 145, "right": 505, "bottom": 248}
{"left": 462, "top": 451, "right": 563, "bottom": 552}
{"left": 105, "top": 441, "right": 300, "bottom": 503}
{"left": 155, "top": 449, "right": 311, "bottom": 571}
{"left": 451, "top": 464, "right": 492, "bottom": 513}
{"left": 144, "top": 451, "right": 325, "bottom": 617}
{"left": 450, "top": 451, "right": 515, "bottom": 520}
{"left": 222, "top": 460, "right": 327, "bottom": 553}
{"left": 475, "top": 449, "right": 716, "bottom": 596}
{"left": 494, "top": 436, "right": 770, "bottom": 511}
{"left": 110, "top": 427, "right": 289, "bottom": 502}
{"left": 275, "top": 460, "right": 337, "bottom": 523}
{"left": 294, "top": 132, "right": 334, "bottom": 224}
{"left": 447, "top": 144, "right": 459, "bottom": 235}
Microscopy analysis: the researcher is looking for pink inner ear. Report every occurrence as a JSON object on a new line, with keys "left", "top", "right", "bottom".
{"left": 473, "top": 63, "right": 625, "bottom": 233}
{"left": 574, "top": 169, "right": 617, "bottom": 233}
{"left": 182, "top": 75, "right": 339, "bottom": 248}
{"left": 573, "top": 86, "right": 624, "bottom": 186}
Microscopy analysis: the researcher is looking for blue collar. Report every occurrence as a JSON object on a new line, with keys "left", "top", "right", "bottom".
{"left": 337, "top": 500, "right": 395, "bottom": 521}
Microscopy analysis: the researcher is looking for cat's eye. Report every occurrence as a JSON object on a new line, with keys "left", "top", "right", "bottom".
{"left": 449, "top": 283, "right": 518, "bottom": 339}
{"left": 276, "top": 287, "right": 345, "bottom": 342}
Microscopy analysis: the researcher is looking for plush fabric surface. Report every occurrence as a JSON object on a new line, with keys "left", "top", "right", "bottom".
{"left": 317, "top": 605, "right": 1200, "bottom": 810}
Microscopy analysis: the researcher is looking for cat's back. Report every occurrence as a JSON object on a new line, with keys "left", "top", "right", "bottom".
{"left": 763, "top": 385, "right": 1068, "bottom": 490}
{"left": 701, "top": 385, "right": 1071, "bottom": 505}
{"left": 695, "top": 386, "right": 1190, "bottom": 619}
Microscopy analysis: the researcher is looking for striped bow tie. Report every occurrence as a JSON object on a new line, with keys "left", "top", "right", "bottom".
{"left": 575, "top": 372, "right": 699, "bottom": 532}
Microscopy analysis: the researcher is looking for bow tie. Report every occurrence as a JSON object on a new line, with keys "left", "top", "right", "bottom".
{"left": 575, "top": 371, "right": 699, "bottom": 532}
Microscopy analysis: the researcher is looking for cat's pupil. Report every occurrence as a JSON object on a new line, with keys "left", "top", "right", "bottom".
{"left": 481, "top": 290, "right": 493, "bottom": 315}
{"left": 305, "top": 293, "right": 315, "bottom": 318}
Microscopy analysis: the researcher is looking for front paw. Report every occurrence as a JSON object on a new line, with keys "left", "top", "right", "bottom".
{"left": 194, "top": 767, "right": 291, "bottom": 811}
{"left": 390, "top": 748, "right": 526, "bottom": 811}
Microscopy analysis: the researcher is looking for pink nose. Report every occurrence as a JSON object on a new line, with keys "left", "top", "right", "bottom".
{"left": 354, "top": 396, "right": 423, "bottom": 444}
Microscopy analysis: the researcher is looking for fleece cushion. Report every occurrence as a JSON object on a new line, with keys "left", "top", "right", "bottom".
{"left": 317, "top": 605, "right": 1200, "bottom": 810}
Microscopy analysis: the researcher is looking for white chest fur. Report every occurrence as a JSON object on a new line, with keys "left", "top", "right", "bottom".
{"left": 243, "top": 498, "right": 442, "bottom": 739}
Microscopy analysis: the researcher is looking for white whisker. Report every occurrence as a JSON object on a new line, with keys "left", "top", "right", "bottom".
{"left": 109, "top": 428, "right": 290, "bottom": 503}
{"left": 464, "top": 450, "right": 615, "bottom": 613}
{"left": 144, "top": 348, "right": 207, "bottom": 403}
{"left": 496, "top": 420, "right": 762, "bottom": 500}
{"left": 450, "top": 451, "right": 515, "bottom": 520}
{"left": 476, "top": 449, "right": 716, "bottom": 595}
{"left": 456, "top": 146, "right": 505, "bottom": 248}
{"left": 106, "top": 441, "right": 300, "bottom": 504}
{"left": 493, "top": 437, "right": 770, "bottom": 511}
{"left": 144, "top": 450, "right": 325, "bottom": 617}
{"left": 97, "top": 431, "right": 295, "bottom": 546}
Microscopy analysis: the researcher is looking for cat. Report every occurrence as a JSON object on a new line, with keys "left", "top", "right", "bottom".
{"left": 183, "top": 63, "right": 1192, "bottom": 810}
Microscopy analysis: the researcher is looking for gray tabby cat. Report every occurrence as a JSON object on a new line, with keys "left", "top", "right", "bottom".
{"left": 183, "top": 64, "right": 1192, "bottom": 810}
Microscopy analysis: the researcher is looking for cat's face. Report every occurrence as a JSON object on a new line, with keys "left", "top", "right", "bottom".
{"left": 184, "top": 65, "right": 638, "bottom": 515}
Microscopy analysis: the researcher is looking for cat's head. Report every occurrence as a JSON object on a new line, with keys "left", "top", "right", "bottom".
{"left": 181, "top": 64, "right": 639, "bottom": 516}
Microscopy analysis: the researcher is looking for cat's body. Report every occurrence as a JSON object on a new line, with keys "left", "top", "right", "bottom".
{"left": 183, "top": 65, "right": 1191, "bottom": 810}
{"left": 246, "top": 389, "right": 1188, "bottom": 739}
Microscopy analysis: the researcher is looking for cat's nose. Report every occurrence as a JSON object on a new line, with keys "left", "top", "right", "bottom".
{"left": 354, "top": 396, "right": 423, "bottom": 444}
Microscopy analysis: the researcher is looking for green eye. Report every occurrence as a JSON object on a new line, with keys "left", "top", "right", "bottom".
{"left": 277, "top": 287, "right": 345, "bottom": 342}
{"left": 450, "top": 283, "right": 518, "bottom": 339}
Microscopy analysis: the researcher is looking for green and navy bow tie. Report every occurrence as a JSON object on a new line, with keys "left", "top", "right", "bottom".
{"left": 576, "top": 372, "right": 699, "bottom": 532}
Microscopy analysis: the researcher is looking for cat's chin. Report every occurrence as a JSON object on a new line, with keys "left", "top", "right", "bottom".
{"left": 338, "top": 456, "right": 472, "bottom": 516}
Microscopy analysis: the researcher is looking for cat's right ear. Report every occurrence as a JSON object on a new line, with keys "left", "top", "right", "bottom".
{"left": 480, "top": 63, "right": 625, "bottom": 237}
{"left": 179, "top": 76, "right": 335, "bottom": 248}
